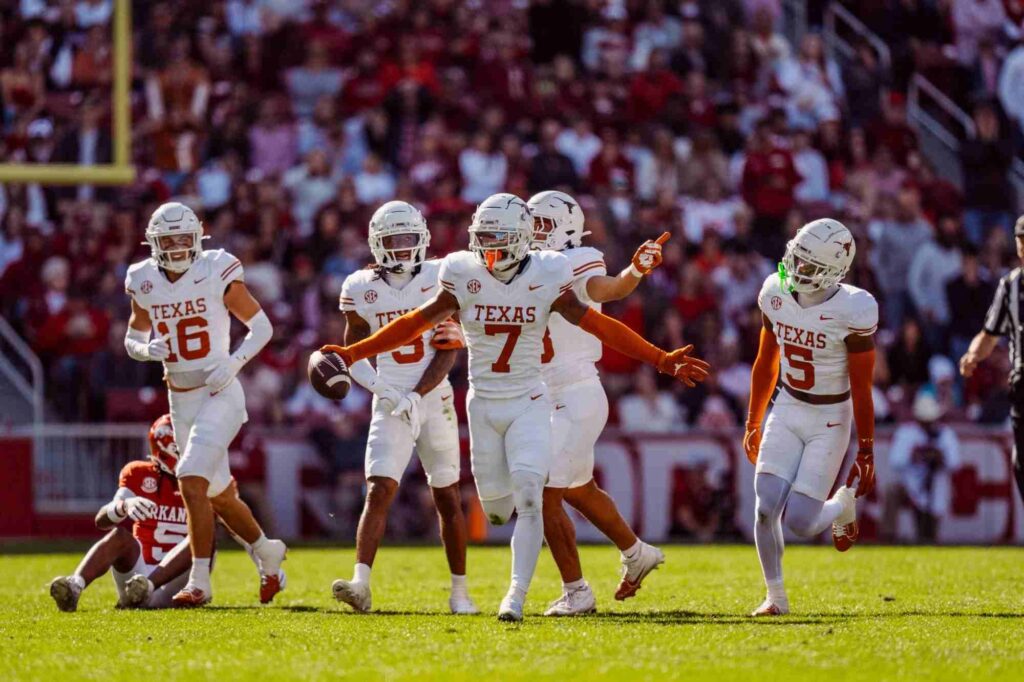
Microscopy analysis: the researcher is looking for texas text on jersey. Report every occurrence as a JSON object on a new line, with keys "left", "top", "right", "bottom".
{"left": 124, "top": 248, "right": 244, "bottom": 388}
{"left": 118, "top": 460, "right": 187, "bottom": 565}
{"left": 757, "top": 273, "right": 878, "bottom": 396}
{"left": 340, "top": 260, "right": 446, "bottom": 392}
{"left": 439, "top": 250, "right": 573, "bottom": 399}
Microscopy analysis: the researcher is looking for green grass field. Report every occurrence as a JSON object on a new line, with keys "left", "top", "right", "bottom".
{"left": 2, "top": 544, "right": 1023, "bottom": 681}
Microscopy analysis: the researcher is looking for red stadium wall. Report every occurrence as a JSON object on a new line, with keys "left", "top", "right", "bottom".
{"left": 5, "top": 427, "right": 1022, "bottom": 544}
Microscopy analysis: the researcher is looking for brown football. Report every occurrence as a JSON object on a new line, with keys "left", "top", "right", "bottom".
{"left": 307, "top": 350, "right": 351, "bottom": 400}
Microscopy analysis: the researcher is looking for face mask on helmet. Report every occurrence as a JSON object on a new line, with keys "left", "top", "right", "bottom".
{"left": 532, "top": 216, "right": 557, "bottom": 248}
{"left": 145, "top": 203, "right": 205, "bottom": 273}
{"left": 779, "top": 242, "right": 848, "bottom": 294}
{"left": 470, "top": 229, "right": 529, "bottom": 271}
{"left": 148, "top": 415, "right": 179, "bottom": 475}
{"left": 371, "top": 232, "right": 427, "bottom": 272}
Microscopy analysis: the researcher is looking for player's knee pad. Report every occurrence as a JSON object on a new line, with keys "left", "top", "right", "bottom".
{"left": 481, "top": 494, "right": 515, "bottom": 526}
{"left": 511, "top": 470, "right": 545, "bottom": 518}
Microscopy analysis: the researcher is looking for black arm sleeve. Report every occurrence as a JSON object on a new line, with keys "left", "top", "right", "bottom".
{"left": 983, "top": 275, "right": 1011, "bottom": 336}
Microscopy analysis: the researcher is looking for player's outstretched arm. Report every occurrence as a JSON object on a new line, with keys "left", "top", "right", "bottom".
{"left": 584, "top": 232, "right": 670, "bottom": 303}
{"left": 846, "top": 333, "right": 876, "bottom": 497}
{"left": 342, "top": 311, "right": 402, "bottom": 405}
{"left": 551, "top": 290, "right": 710, "bottom": 386}
{"left": 959, "top": 331, "right": 999, "bottom": 378}
{"left": 322, "top": 290, "right": 460, "bottom": 366}
{"left": 744, "top": 315, "right": 780, "bottom": 464}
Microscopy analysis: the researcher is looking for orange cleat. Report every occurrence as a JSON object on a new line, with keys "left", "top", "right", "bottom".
{"left": 172, "top": 585, "right": 211, "bottom": 608}
{"left": 260, "top": 572, "right": 284, "bottom": 604}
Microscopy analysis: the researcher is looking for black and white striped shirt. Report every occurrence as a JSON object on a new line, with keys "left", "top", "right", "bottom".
{"left": 984, "top": 268, "right": 1024, "bottom": 381}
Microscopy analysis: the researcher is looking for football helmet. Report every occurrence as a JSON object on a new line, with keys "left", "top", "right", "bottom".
{"left": 368, "top": 201, "right": 430, "bottom": 273}
{"left": 779, "top": 218, "right": 855, "bottom": 294}
{"left": 144, "top": 202, "right": 206, "bottom": 273}
{"left": 527, "top": 190, "right": 590, "bottom": 251}
{"left": 468, "top": 193, "right": 532, "bottom": 271}
{"left": 148, "top": 413, "right": 179, "bottom": 475}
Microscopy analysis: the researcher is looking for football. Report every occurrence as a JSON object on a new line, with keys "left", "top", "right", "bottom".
{"left": 307, "top": 350, "right": 351, "bottom": 400}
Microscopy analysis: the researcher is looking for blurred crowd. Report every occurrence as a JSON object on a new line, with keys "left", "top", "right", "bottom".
{"left": 2, "top": 1, "right": 1024, "bottom": 537}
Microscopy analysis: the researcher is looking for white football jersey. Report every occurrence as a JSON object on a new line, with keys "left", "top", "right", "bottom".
{"left": 542, "top": 246, "right": 606, "bottom": 390}
{"left": 758, "top": 274, "right": 878, "bottom": 396}
{"left": 125, "top": 249, "right": 243, "bottom": 380}
{"left": 340, "top": 260, "right": 446, "bottom": 393}
{"left": 440, "top": 250, "right": 573, "bottom": 399}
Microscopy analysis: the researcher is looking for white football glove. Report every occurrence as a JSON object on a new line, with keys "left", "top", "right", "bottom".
{"left": 121, "top": 497, "right": 158, "bottom": 522}
{"left": 205, "top": 356, "right": 245, "bottom": 394}
{"left": 146, "top": 336, "right": 171, "bottom": 361}
{"left": 391, "top": 392, "right": 422, "bottom": 440}
{"left": 376, "top": 384, "right": 403, "bottom": 413}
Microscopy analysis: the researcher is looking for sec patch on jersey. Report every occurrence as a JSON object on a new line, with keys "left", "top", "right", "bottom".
{"left": 308, "top": 350, "right": 351, "bottom": 400}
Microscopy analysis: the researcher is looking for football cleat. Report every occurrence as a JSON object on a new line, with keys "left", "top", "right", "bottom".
{"left": 332, "top": 579, "right": 371, "bottom": 613}
{"left": 256, "top": 539, "right": 288, "bottom": 578}
{"left": 831, "top": 486, "right": 859, "bottom": 552}
{"left": 751, "top": 598, "right": 789, "bottom": 616}
{"left": 544, "top": 583, "right": 597, "bottom": 617}
{"left": 497, "top": 591, "right": 524, "bottom": 622}
{"left": 615, "top": 543, "right": 665, "bottom": 601}
{"left": 172, "top": 584, "right": 212, "bottom": 608}
{"left": 123, "top": 575, "right": 153, "bottom": 609}
{"left": 449, "top": 592, "right": 479, "bottom": 615}
{"left": 49, "top": 576, "right": 82, "bottom": 612}
{"left": 260, "top": 570, "right": 286, "bottom": 604}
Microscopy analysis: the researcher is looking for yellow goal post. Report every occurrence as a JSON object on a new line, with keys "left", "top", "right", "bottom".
{"left": 0, "top": 0, "right": 134, "bottom": 185}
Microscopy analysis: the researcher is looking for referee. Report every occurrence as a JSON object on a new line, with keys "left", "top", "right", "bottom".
{"left": 959, "top": 218, "right": 1024, "bottom": 506}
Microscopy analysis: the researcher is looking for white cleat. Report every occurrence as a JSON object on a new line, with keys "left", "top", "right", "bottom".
{"left": 831, "top": 486, "right": 859, "bottom": 552}
{"left": 544, "top": 582, "right": 597, "bottom": 616}
{"left": 616, "top": 543, "right": 665, "bottom": 600}
{"left": 497, "top": 591, "right": 524, "bottom": 622}
{"left": 123, "top": 575, "right": 152, "bottom": 609}
{"left": 449, "top": 592, "right": 480, "bottom": 615}
{"left": 751, "top": 597, "right": 789, "bottom": 616}
{"left": 49, "top": 576, "right": 82, "bottom": 612}
{"left": 332, "top": 579, "right": 371, "bottom": 613}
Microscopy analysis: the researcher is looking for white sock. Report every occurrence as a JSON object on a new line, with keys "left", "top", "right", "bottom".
{"left": 191, "top": 558, "right": 212, "bottom": 591}
{"left": 510, "top": 512, "right": 543, "bottom": 599}
{"left": 250, "top": 533, "right": 268, "bottom": 554}
{"left": 70, "top": 575, "right": 85, "bottom": 590}
{"left": 821, "top": 496, "right": 844, "bottom": 524}
{"left": 353, "top": 563, "right": 371, "bottom": 584}
{"left": 563, "top": 578, "right": 586, "bottom": 592}
{"left": 622, "top": 540, "right": 642, "bottom": 561}
{"left": 766, "top": 578, "right": 788, "bottom": 604}
{"left": 450, "top": 574, "right": 467, "bottom": 593}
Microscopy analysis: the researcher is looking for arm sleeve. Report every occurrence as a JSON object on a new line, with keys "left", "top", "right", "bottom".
{"left": 847, "top": 293, "right": 879, "bottom": 337}
{"left": 747, "top": 325, "right": 780, "bottom": 426}
{"left": 577, "top": 307, "right": 663, "bottom": 366}
{"left": 848, "top": 348, "right": 876, "bottom": 450}
{"left": 573, "top": 258, "right": 607, "bottom": 305}
{"left": 983, "top": 276, "right": 1010, "bottom": 336}
{"left": 342, "top": 309, "right": 435, "bottom": 364}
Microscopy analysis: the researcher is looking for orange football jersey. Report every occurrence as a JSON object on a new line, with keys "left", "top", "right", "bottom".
{"left": 118, "top": 460, "right": 188, "bottom": 565}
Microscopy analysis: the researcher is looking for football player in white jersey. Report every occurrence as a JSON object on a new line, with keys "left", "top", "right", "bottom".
{"left": 744, "top": 218, "right": 878, "bottom": 616}
{"left": 528, "top": 190, "right": 670, "bottom": 616}
{"left": 124, "top": 202, "right": 287, "bottom": 607}
{"left": 321, "top": 193, "right": 709, "bottom": 621}
{"left": 329, "top": 201, "right": 478, "bottom": 615}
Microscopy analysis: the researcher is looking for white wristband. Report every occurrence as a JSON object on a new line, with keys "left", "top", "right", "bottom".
{"left": 106, "top": 501, "right": 127, "bottom": 523}
{"left": 628, "top": 263, "right": 644, "bottom": 278}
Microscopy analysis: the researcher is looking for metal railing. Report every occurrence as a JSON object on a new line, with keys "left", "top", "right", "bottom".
{"left": 824, "top": 2, "right": 891, "bottom": 71}
{"left": 907, "top": 73, "right": 979, "bottom": 191}
{"left": 0, "top": 316, "right": 44, "bottom": 426}
{"left": 32, "top": 423, "right": 150, "bottom": 513}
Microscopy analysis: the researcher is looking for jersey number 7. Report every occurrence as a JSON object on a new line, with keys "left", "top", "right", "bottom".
{"left": 484, "top": 324, "right": 554, "bottom": 373}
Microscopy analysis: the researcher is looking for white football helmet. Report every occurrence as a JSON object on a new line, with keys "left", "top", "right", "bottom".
{"left": 779, "top": 218, "right": 855, "bottom": 294}
{"left": 144, "top": 202, "right": 205, "bottom": 273}
{"left": 368, "top": 201, "right": 430, "bottom": 273}
{"left": 468, "top": 193, "right": 533, "bottom": 271}
{"left": 527, "top": 190, "right": 590, "bottom": 251}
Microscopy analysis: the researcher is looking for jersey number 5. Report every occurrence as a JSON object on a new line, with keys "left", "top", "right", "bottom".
{"left": 155, "top": 317, "right": 210, "bottom": 362}
{"left": 391, "top": 337, "right": 425, "bottom": 364}
{"left": 783, "top": 343, "right": 815, "bottom": 390}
